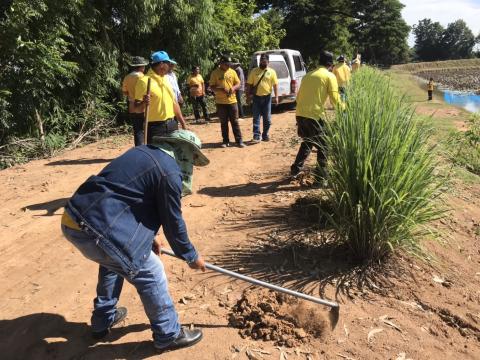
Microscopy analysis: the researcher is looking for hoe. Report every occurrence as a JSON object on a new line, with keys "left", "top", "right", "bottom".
{"left": 161, "top": 248, "right": 340, "bottom": 330}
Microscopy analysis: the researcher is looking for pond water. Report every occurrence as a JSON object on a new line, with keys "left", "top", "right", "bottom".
{"left": 442, "top": 90, "right": 480, "bottom": 113}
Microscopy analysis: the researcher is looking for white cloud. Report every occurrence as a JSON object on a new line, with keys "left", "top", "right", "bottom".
{"left": 401, "top": 0, "right": 480, "bottom": 46}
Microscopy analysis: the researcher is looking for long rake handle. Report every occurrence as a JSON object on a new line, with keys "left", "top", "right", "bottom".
{"left": 160, "top": 248, "right": 339, "bottom": 309}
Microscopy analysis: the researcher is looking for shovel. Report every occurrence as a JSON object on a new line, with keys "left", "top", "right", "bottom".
{"left": 160, "top": 248, "right": 340, "bottom": 330}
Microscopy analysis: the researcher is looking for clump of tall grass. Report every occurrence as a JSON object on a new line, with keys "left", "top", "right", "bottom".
{"left": 324, "top": 67, "right": 444, "bottom": 263}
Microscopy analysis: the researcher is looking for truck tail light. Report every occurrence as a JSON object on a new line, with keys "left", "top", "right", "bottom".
{"left": 290, "top": 79, "right": 297, "bottom": 94}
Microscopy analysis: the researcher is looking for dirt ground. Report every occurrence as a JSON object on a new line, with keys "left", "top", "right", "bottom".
{"left": 0, "top": 102, "right": 479, "bottom": 360}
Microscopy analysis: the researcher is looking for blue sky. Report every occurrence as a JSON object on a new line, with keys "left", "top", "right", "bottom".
{"left": 401, "top": 0, "right": 480, "bottom": 46}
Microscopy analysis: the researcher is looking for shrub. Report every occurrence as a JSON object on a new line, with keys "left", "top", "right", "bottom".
{"left": 445, "top": 113, "right": 480, "bottom": 175}
{"left": 324, "top": 67, "right": 444, "bottom": 263}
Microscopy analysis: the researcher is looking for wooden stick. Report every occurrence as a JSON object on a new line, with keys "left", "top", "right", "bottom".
{"left": 34, "top": 109, "right": 45, "bottom": 146}
{"left": 143, "top": 78, "right": 151, "bottom": 144}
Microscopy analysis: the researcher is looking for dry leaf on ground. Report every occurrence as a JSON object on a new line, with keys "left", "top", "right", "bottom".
{"left": 367, "top": 328, "right": 384, "bottom": 343}
{"left": 379, "top": 315, "right": 402, "bottom": 332}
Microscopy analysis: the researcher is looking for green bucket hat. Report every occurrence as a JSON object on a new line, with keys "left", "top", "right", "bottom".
{"left": 152, "top": 130, "right": 209, "bottom": 166}
{"left": 128, "top": 56, "right": 149, "bottom": 67}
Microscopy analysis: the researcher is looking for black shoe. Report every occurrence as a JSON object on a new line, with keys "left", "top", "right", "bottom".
{"left": 155, "top": 327, "right": 203, "bottom": 352}
{"left": 92, "top": 307, "right": 128, "bottom": 339}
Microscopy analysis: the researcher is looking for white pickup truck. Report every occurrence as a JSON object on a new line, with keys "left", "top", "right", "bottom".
{"left": 249, "top": 49, "right": 307, "bottom": 105}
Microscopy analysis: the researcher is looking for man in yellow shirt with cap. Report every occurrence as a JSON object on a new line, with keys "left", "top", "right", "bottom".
{"left": 246, "top": 53, "right": 279, "bottom": 143}
{"left": 135, "top": 51, "right": 186, "bottom": 144}
{"left": 291, "top": 51, "right": 343, "bottom": 183}
{"left": 209, "top": 55, "right": 245, "bottom": 148}
{"left": 122, "top": 56, "right": 148, "bottom": 146}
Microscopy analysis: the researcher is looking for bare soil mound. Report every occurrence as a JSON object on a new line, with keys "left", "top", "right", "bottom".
{"left": 228, "top": 289, "right": 328, "bottom": 347}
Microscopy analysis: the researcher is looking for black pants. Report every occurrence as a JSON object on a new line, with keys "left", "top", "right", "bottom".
{"left": 192, "top": 96, "right": 209, "bottom": 121}
{"left": 428, "top": 90, "right": 433, "bottom": 101}
{"left": 216, "top": 103, "right": 242, "bottom": 144}
{"left": 236, "top": 90, "right": 245, "bottom": 118}
{"left": 129, "top": 113, "right": 145, "bottom": 146}
{"left": 146, "top": 119, "right": 178, "bottom": 144}
{"left": 291, "top": 116, "right": 327, "bottom": 175}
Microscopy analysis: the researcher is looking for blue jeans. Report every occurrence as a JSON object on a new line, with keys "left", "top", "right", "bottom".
{"left": 252, "top": 95, "right": 272, "bottom": 140}
{"left": 235, "top": 90, "right": 245, "bottom": 118}
{"left": 62, "top": 224, "right": 181, "bottom": 348}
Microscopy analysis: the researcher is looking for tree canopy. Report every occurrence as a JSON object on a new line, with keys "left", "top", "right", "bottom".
{"left": 413, "top": 18, "right": 477, "bottom": 61}
{"left": 255, "top": 0, "right": 411, "bottom": 66}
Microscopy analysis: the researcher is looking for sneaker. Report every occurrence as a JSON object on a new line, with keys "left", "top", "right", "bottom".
{"left": 221, "top": 143, "right": 229, "bottom": 148}
{"left": 155, "top": 327, "right": 203, "bottom": 353}
{"left": 251, "top": 137, "right": 261, "bottom": 144}
{"left": 92, "top": 306, "right": 128, "bottom": 339}
{"left": 262, "top": 136, "right": 270, "bottom": 142}
{"left": 238, "top": 142, "right": 247, "bottom": 148}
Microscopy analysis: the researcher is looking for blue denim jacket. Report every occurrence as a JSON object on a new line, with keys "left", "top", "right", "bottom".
{"left": 65, "top": 145, "right": 198, "bottom": 278}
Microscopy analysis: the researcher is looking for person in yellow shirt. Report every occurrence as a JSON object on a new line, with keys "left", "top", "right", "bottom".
{"left": 187, "top": 66, "right": 210, "bottom": 123}
{"left": 134, "top": 51, "right": 186, "bottom": 144}
{"left": 122, "top": 56, "right": 148, "bottom": 146}
{"left": 209, "top": 55, "right": 245, "bottom": 148}
{"left": 291, "top": 51, "right": 342, "bottom": 182}
{"left": 246, "top": 53, "right": 279, "bottom": 142}
{"left": 351, "top": 54, "right": 361, "bottom": 72}
{"left": 333, "top": 55, "right": 351, "bottom": 99}
{"left": 427, "top": 77, "right": 434, "bottom": 101}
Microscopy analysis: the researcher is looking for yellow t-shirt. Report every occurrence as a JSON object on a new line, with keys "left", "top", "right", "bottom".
{"left": 135, "top": 69, "right": 175, "bottom": 122}
{"left": 246, "top": 67, "right": 278, "bottom": 96}
{"left": 187, "top": 74, "right": 205, "bottom": 97}
{"left": 332, "top": 63, "right": 351, "bottom": 87}
{"left": 428, "top": 81, "right": 434, "bottom": 91}
{"left": 209, "top": 67, "right": 240, "bottom": 104}
{"left": 122, "top": 72, "right": 143, "bottom": 101}
{"left": 296, "top": 67, "right": 342, "bottom": 120}
{"left": 351, "top": 59, "right": 361, "bottom": 72}
{"left": 61, "top": 211, "right": 81, "bottom": 230}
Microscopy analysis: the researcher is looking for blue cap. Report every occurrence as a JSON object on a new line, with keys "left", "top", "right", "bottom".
{"left": 150, "top": 51, "right": 177, "bottom": 65}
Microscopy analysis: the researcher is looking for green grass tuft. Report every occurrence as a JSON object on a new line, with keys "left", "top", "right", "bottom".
{"left": 323, "top": 67, "right": 445, "bottom": 263}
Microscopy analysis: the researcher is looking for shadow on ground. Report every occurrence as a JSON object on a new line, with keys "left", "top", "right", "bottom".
{"left": 198, "top": 178, "right": 302, "bottom": 197}
{"left": 208, "top": 195, "right": 413, "bottom": 302}
{"left": 46, "top": 158, "right": 113, "bottom": 166}
{"left": 22, "top": 198, "right": 69, "bottom": 216}
{"left": 0, "top": 313, "right": 227, "bottom": 360}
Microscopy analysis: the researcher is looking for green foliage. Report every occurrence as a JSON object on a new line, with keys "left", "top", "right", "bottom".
{"left": 445, "top": 113, "right": 480, "bottom": 175}
{"left": 280, "top": 0, "right": 353, "bottom": 64}
{"left": 324, "top": 68, "right": 444, "bottom": 262}
{"left": 254, "top": 0, "right": 410, "bottom": 66}
{"left": 350, "top": 0, "right": 410, "bottom": 65}
{"left": 413, "top": 19, "right": 477, "bottom": 61}
{"left": 212, "top": 0, "right": 285, "bottom": 68}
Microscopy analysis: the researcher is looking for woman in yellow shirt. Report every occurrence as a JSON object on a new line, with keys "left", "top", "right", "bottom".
{"left": 187, "top": 66, "right": 210, "bottom": 123}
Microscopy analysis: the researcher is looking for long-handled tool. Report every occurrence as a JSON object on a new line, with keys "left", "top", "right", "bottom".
{"left": 160, "top": 248, "right": 340, "bottom": 329}
{"left": 143, "top": 78, "right": 152, "bottom": 144}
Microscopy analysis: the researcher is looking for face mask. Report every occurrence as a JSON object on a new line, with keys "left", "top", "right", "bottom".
{"left": 155, "top": 142, "right": 194, "bottom": 196}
